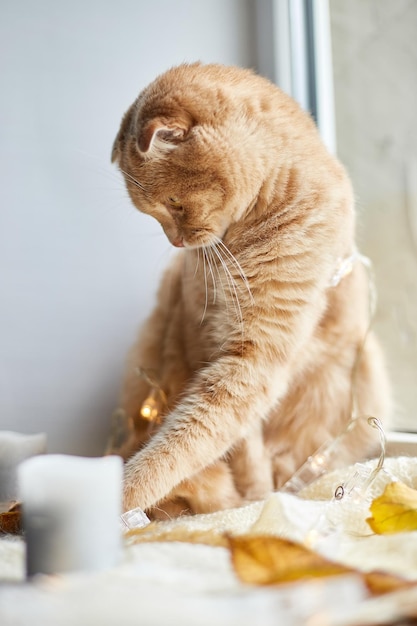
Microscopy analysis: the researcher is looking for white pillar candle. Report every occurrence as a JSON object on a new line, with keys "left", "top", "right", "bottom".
{"left": 0, "top": 431, "right": 47, "bottom": 502}
{"left": 18, "top": 454, "right": 122, "bottom": 577}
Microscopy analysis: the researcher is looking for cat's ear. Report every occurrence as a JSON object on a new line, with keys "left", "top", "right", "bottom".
{"left": 138, "top": 118, "right": 190, "bottom": 154}
{"left": 111, "top": 104, "right": 135, "bottom": 164}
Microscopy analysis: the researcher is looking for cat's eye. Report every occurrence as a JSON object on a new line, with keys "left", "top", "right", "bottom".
{"left": 168, "top": 197, "right": 183, "bottom": 211}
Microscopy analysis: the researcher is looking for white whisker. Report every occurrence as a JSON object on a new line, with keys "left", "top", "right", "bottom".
{"left": 208, "top": 244, "right": 231, "bottom": 314}
{"left": 201, "top": 248, "right": 209, "bottom": 324}
{"left": 208, "top": 244, "right": 228, "bottom": 310}
{"left": 118, "top": 167, "right": 149, "bottom": 196}
{"left": 213, "top": 236, "right": 254, "bottom": 304}
{"left": 211, "top": 243, "right": 243, "bottom": 327}
{"left": 205, "top": 246, "right": 217, "bottom": 305}
{"left": 194, "top": 248, "right": 201, "bottom": 278}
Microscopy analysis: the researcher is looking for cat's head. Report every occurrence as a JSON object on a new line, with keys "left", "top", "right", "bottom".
{"left": 111, "top": 64, "right": 264, "bottom": 248}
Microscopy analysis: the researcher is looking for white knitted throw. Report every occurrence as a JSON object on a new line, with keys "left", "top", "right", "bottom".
{"left": 1, "top": 457, "right": 417, "bottom": 626}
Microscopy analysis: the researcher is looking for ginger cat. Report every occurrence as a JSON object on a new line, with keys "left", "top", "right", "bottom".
{"left": 111, "top": 63, "right": 390, "bottom": 518}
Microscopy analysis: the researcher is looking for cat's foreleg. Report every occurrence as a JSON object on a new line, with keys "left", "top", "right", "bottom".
{"left": 123, "top": 356, "right": 285, "bottom": 512}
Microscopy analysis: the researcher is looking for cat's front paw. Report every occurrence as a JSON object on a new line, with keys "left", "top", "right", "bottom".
{"left": 123, "top": 459, "right": 147, "bottom": 512}
{"left": 123, "top": 453, "right": 162, "bottom": 512}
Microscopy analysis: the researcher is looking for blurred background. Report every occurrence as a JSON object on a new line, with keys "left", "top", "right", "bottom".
{"left": 331, "top": 1, "right": 417, "bottom": 432}
{"left": 1, "top": 0, "right": 415, "bottom": 455}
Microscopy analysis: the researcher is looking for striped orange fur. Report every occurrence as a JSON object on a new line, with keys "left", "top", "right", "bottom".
{"left": 112, "top": 64, "right": 390, "bottom": 518}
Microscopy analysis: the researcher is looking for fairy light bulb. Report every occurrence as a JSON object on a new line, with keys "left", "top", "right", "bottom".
{"left": 140, "top": 389, "right": 160, "bottom": 422}
{"left": 105, "top": 367, "right": 167, "bottom": 454}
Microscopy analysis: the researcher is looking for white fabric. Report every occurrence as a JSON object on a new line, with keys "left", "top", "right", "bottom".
{"left": 1, "top": 457, "right": 417, "bottom": 625}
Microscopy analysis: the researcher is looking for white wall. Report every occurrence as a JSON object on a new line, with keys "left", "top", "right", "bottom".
{"left": 0, "top": 0, "right": 257, "bottom": 455}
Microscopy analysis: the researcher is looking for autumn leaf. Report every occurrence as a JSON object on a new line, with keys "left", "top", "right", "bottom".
{"left": 126, "top": 523, "right": 413, "bottom": 597}
{"left": 363, "top": 571, "right": 414, "bottom": 596}
{"left": 367, "top": 482, "right": 417, "bottom": 534}
{"left": 0, "top": 502, "right": 22, "bottom": 535}
{"left": 228, "top": 534, "right": 349, "bottom": 585}
{"left": 228, "top": 534, "right": 413, "bottom": 596}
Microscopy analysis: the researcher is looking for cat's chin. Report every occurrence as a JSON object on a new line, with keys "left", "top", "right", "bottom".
{"left": 181, "top": 240, "right": 217, "bottom": 251}
{"left": 166, "top": 225, "right": 228, "bottom": 250}
{"left": 181, "top": 231, "right": 228, "bottom": 250}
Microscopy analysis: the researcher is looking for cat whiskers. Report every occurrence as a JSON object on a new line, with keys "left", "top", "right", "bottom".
{"left": 210, "top": 244, "right": 243, "bottom": 326}
{"left": 213, "top": 236, "right": 254, "bottom": 305}
{"left": 197, "top": 238, "right": 253, "bottom": 337}
{"left": 201, "top": 247, "right": 209, "bottom": 323}
{"left": 118, "top": 167, "right": 150, "bottom": 197}
{"left": 200, "top": 246, "right": 225, "bottom": 324}
{"left": 193, "top": 247, "right": 201, "bottom": 278}
{"left": 205, "top": 246, "right": 218, "bottom": 305}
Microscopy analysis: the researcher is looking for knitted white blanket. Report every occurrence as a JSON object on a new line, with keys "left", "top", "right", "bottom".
{"left": 1, "top": 457, "right": 417, "bottom": 626}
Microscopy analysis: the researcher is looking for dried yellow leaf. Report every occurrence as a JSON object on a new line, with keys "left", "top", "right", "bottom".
{"left": 228, "top": 534, "right": 413, "bottom": 596}
{"left": 126, "top": 522, "right": 414, "bottom": 597}
{"left": 363, "top": 571, "right": 414, "bottom": 596}
{"left": 367, "top": 482, "right": 417, "bottom": 534}
{"left": 0, "top": 502, "right": 22, "bottom": 535}
{"left": 228, "top": 535, "right": 349, "bottom": 585}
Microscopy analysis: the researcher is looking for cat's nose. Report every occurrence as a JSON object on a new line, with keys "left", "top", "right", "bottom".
{"left": 172, "top": 237, "right": 184, "bottom": 248}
